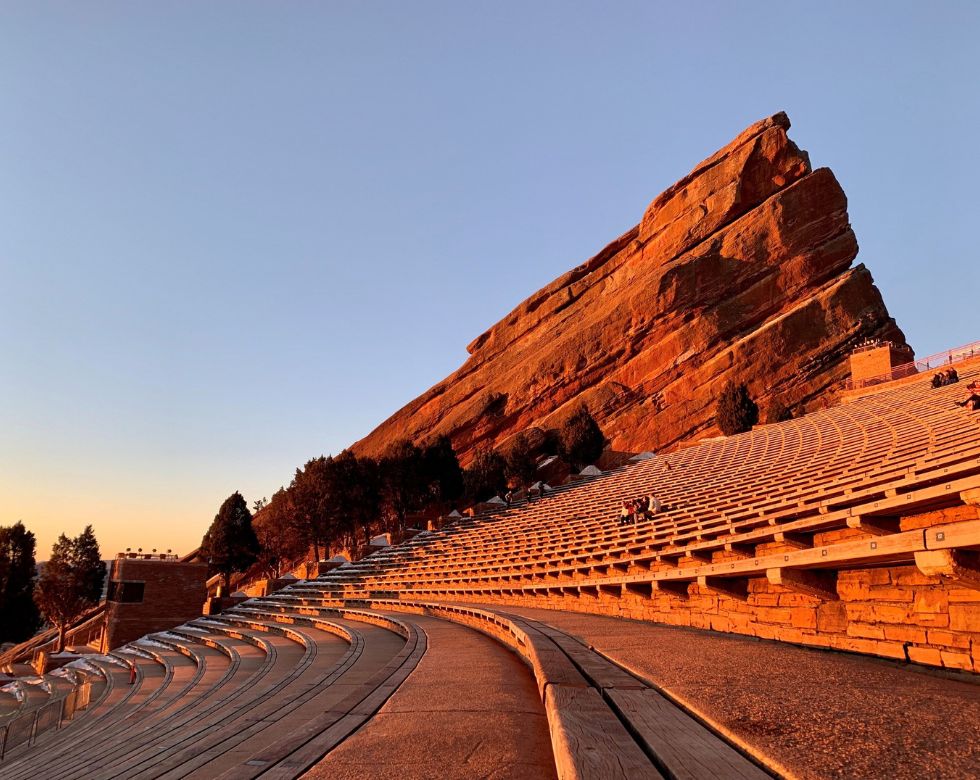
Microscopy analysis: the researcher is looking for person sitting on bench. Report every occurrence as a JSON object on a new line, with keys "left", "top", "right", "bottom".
{"left": 619, "top": 501, "right": 633, "bottom": 526}
{"left": 954, "top": 380, "right": 980, "bottom": 410}
{"left": 647, "top": 494, "right": 663, "bottom": 515}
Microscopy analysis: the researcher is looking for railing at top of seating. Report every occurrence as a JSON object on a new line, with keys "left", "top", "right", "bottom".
{"left": 846, "top": 339, "right": 980, "bottom": 390}
{"left": 0, "top": 604, "right": 107, "bottom": 670}
{"left": 115, "top": 550, "right": 179, "bottom": 561}
{"left": 0, "top": 677, "right": 94, "bottom": 762}
{"left": 30, "top": 615, "right": 106, "bottom": 665}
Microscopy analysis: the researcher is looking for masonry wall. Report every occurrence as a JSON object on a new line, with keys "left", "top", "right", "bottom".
{"left": 438, "top": 505, "right": 980, "bottom": 673}
{"left": 103, "top": 559, "right": 208, "bottom": 651}
{"left": 849, "top": 344, "right": 912, "bottom": 384}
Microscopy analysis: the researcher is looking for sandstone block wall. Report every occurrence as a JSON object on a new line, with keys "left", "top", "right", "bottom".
{"left": 437, "top": 506, "right": 980, "bottom": 673}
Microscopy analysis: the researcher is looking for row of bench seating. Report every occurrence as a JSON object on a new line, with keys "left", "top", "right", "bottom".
{"left": 247, "top": 592, "right": 775, "bottom": 779}
{"left": 0, "top": 604, "right": 422, "bottom": 779}
{"left": 4, "top": 584, "right": 793, "bottom": 779}
{"left": 293, "top": 367, "right": 980, "bottom": 607}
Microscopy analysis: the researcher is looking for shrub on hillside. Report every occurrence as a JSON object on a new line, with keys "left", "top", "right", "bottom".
{"left": 464, "top": 448, "right": 508, "bottom": 503}
{"left": 558, "top": 405, "right": 606, "bottom": 468}
{"left": 716, "top": 381, "right": 759, "bottom": 435}
{"left": 505, "top": 431, "right": 538, "bottom": 490}
{"left": 764, "top": 398, "right": 794, "bottom": 424}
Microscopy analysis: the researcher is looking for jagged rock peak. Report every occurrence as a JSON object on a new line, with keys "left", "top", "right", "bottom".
{"left": 354, "top": 113, "right": 907, "bottom": 464}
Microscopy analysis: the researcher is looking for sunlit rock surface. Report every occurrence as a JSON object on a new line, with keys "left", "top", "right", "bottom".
{"left": 354, "top": 112, "right": 907, "bottom": 462}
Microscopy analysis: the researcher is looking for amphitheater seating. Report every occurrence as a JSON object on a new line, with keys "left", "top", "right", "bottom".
{"left": 292, "top": 366, "right": 980, "bottom": 606}
{"left": 3, "top": 366, "right": 979, "bottom": 778}
{"left": 0, "top": 600, "right": 429, "bottom": 779}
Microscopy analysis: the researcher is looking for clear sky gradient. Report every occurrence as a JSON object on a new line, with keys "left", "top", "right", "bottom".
{"left": 2, "top": 2, "right": 978, "bottom": 559}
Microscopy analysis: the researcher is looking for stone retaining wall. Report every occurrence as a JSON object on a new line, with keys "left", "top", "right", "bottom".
{"left": 436, "top": 505, "right": 980, "bottom": 673}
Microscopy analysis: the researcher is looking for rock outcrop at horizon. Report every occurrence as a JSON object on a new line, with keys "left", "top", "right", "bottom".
{"left": 353, "top": 113, "right": 909, "bottom": 464}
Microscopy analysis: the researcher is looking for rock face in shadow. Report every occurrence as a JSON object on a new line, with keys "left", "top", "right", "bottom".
{"left": 353, "top": 113, "right": 908, "bottom": 463}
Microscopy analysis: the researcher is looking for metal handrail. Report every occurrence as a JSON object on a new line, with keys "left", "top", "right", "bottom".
{"left": 847, "top": 339, "right": 980, "bottom": 390}
{"left": 0, "top": 603, "right": 107, "bottom": 670}
{"left": 0, "top": 679, "right": 93, "bottom": 761}
{"left": 28, "top": 607, "right": 107, "bottom": 665}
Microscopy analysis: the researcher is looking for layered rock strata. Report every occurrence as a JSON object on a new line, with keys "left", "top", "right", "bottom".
{"left": 354, "top": 112, "right": 908, "bottom": 462}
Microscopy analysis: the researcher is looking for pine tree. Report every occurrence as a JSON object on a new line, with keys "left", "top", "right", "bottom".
{"left": 764, "top": 398, "right": 794, "bottom": 424}
{"left": 0, "top": 522, "right": 42, "bottom": 643}
{"left": 421, "top": 435, "right": 464, "bottom": 507}
{"left": 289, "top": 457, "right": 335, "bottom": 563}
{"left": 559, "top": 405, "right": 606, "bottom": 468}
{"left": 254, "top": 489, "right": 308, "bottom": 579}
{"left": 379, "top": 440, "right": 426, "bottom": 533}
{"left": 505, "top": 431, "right": 538, "bottom": 490}
{"left": 34, "top": 525, "right": 106, "bottom": 652}
{"left": 717, "top": 380, "right": 760, "bottom": 435}
{"left": 464, "top": 448, "right": 508, "bottom": 503}
{"left": 200, "top": 492, "right": 260, "bottom": 592}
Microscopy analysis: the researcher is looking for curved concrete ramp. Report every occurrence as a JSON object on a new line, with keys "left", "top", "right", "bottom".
{"left": 303, "top": 612, "right": 555, "bottom": 780}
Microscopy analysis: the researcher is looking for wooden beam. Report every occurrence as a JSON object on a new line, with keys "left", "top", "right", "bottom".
{"left": 914, "top": 550, "right": 980, "bottom": 591}
{"left": 925, "top": 520, "right": 980, "bottom": 550}
{"left": 766, "top": 568, "right": 839, "bottom": 600}
{"left": 960, "top": 488, "right": 980, "bottom": 507}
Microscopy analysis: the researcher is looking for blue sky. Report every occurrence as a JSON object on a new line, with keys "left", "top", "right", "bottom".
{"left": 2, "top": 2, "right": 978, "bottom": 558}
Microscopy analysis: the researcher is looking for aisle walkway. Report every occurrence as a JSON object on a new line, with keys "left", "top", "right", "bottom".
{"left": 482, "top": 605, "right": 979, "bottom": 780}
{"left": 304, "top": 612, "right": 556, "bottom": 780}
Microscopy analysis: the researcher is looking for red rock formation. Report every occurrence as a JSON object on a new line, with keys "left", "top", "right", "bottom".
{"left": 354, "top": 113, "right": 908, "bottom": 464}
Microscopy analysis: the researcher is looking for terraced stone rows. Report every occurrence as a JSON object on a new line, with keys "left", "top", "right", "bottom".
{"left": 302, "top": 369, "right": 980, "bottom": 602}
{"left": 1, "top": 642, "right": 226, "bottom": 777}
{"left": 2, "top": 600, "right": 430, "bottom": 780}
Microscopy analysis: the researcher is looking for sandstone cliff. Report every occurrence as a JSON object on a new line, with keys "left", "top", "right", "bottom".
{"left": 354, "top": 113, "right": 908, "bottom": 463}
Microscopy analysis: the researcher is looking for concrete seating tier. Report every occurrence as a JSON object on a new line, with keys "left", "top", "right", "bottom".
{"left": 296, "top": 369, "right": 980, "bottom": 610}
{"left": 0, "top": 657, "right": 112, "bottom": 762}
{"left": 0, "top": 599, "right": 425, "bottom": 779}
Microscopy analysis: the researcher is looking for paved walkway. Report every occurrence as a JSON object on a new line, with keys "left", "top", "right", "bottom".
{"left": 304, "top": 612, "right": 556, "bottom": 780}
{"left": 480, "top": 605, "right": 979, "bottom": 780}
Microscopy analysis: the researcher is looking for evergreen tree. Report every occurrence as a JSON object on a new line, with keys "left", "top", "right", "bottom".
{"left": 34, "top": 525, "right": 106, "bottom": 652}
{"left": 200, "top": 492, "right": 260, "bottom": 592}
{"left": 288, "top": 457, "right": 335, "bottom": 562}
{"left": 254, "top": 489, "right": 307, "bottom": 579}
{"left": 464, "top": 448, "right": 508, "bottom": 503}
{"left": 421, "top": 435, "right": 464, "bottom": 507}
{"left": 559, "top": 405, "right": 606, "bottom": 468}
{"left": 379, "top": 440, "right": 426, "bottom": 532}
{"left": 717, "top": 380, "right": 760, "bottom": 435}
{"left": 0, "top": 521, "right": 42, "bottom": 644}
{"left": 764, "top": 397, "right": 794, "bottom": 425}
{"left": 331, "top": 450, "right": 381, "bottom": 548}
{"left": 505, "top": 431, "right": 538, "bottom": 490}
